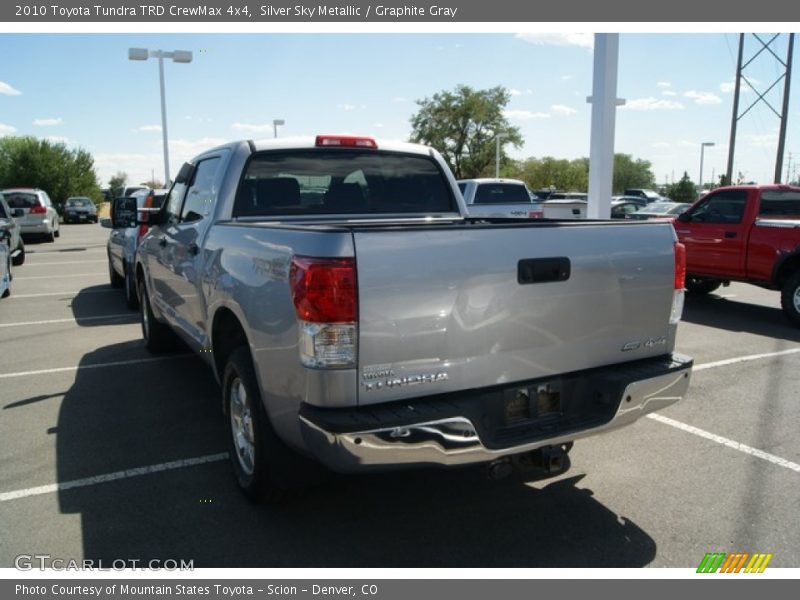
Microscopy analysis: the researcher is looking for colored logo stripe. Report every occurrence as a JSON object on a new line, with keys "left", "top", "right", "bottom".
{"left": 697, "top": 552, "right": 773, "bottom": 573}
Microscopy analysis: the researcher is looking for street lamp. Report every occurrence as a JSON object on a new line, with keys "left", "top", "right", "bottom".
{"left": 273, "top": 119, "right": 285, "bottom": 139}
{"left": 129, "top": 47, "right": 193, "bottom": 186}
{"left": 495, "top": 133, "right": 508, "bottom": 178}
{"left": 698, "top": 142, "right": 715, "bottom": 191}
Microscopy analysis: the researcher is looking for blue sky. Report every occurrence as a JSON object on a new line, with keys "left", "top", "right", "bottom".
{"left": 1, "top": 32, "right": 798, "bottom": 188}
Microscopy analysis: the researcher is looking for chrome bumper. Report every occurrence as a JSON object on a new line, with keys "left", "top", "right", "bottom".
{"left": 299, "top": 353, "right": 693, "bottom": 473}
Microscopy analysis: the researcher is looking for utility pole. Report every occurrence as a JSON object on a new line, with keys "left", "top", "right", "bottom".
{"left": 775, "top": 34, "right": 794, "bottom": 183}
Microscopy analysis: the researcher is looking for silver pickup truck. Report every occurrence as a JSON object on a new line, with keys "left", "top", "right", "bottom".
{"left": 126, "top": 135, "right": 693, "bottom": 502}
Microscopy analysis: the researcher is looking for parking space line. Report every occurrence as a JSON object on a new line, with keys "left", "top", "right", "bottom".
{"left": 647, "top": 413, "right": 800, "bottom": 474}
{"left": 0, "top": 314, "right": 134, "bottom": 328}
{"left": 0, "top": 354, "right": 192, "bottom": 380}
{"left": 8, "top": 290, "right": 116, "bottom": 299}
{"left": 19, "top": 260, "right": 107, "bottom": 266}
{"left": 694, "top": 348, "right": 800, "bottom": 371}
{"left": 12, "top": 273, "right": 106, "bottom": 280}
{"left": 0, "top": 453, "right": 228, "bottom": 502}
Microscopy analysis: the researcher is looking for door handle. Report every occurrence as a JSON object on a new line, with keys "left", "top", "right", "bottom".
{"left": 158, "top": 237, "right": 167, "bottom": 248}
{"left": 187, "top": 242, "right": 199, "bottom": 256}
{"left": 724, "top": 231, "right": 737, "bottom": 239}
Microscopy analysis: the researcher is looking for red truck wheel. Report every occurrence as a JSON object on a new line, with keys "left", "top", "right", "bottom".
{"left": 781, "top": 271, "right": 800, "bottom": 327}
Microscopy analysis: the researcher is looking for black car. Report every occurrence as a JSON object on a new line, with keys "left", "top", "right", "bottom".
{"left": 63, "top": 197, "right": 98, "bottom": 224}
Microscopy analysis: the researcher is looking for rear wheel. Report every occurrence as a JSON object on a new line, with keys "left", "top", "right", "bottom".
{"left": 45, "top": 229, "right": 55, "bottom": 243}
{"left": 138, "top": 277, "right": 178, "bottom": 353}
{"left": 224, "top": 346, "right": 326, "bottom": 503}
{"left": 53, "top": 220, "right": 60, "bottom": 238}
{"left": 780, "top": 271, "right": 800, "bottom": 327}
{"left": 685, "top": 276, "right": 721, "bottom": 295}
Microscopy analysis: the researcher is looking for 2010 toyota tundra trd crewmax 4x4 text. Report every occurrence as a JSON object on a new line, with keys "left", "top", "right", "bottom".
{"left": 120, "top": 135, "right": 693, "bottom": 502}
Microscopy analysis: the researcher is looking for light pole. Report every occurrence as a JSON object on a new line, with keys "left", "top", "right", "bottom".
{"left": 129, "top": 47, "right": 192, "bottom": 186}
{"left": 273, "top": 119, "right": 285, "bottom": 139}
{"left": 699, "top": 142, "right": 715, "bottom": 191}
{"left": 495, "top": 133, "right": 508, "bottom": 178}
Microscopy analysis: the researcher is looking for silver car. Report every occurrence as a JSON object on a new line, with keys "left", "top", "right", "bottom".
{"left": 0, "top": 223, "right": 11, "bottom": 298}
{"left": 0, "top": 188, "right": 60, "bottom": 242}
{"left": 0, "top": 193, "right": 25, "bottom": 265}
{"left": 104, "top": 188, "right": 168, "bottom": 309}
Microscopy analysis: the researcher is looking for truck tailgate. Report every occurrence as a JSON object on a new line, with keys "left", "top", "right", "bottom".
{"left": 354, "top": 222, "right": 676, "bottom": 405}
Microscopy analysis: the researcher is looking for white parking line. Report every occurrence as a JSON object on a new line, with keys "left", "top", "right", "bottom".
{"left": 647, "top": 413, "right": 800, "bottom": 474}
{"left": 8, "top": 290, "right": 116, "bottom": 299}
{"left": 19, "top": 260, "right": 107, "bottom": 266}
{"left": 0, "top": 453, "right": 229, "bottom": 502}
{"left": 12, "top": 273, "right": 106, "bottom": 280}
{"left": 0, "top": 354, "right": 192, "bottom": 380}
{"left": 694, "top": 348, "right": 800, "bottom": 371}
{"left": 0, "top": 314, "right": 134, "bottom": 328}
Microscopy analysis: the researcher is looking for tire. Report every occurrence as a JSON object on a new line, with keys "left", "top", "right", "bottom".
{"left": 54, "top": 221, "right": 60, "bottom": 238}
{"left": 2, "top": 252, "right": 10, "bottom": 297}
{"left": 45, "top": 229, "right": 55, "bottom": 243}
{"left": 780, "top": 271, "right": 800, "bottom": 327}
{"left": 138, "top": 276, "right": 178, "bottom": 353}
{"left": 123, "top": 266, "right": 139, "bottom": 310}
{"left": 685, "top": 276, "right": 721, "bottom": 295}
{"left": 11, "top": 239, "right": 24, "bottom": 266}
{"left": 224, "top": 346, "right": 326, "bottom": 503}
{"left": 108, "top": 257, "right": 124, "bottom": 288}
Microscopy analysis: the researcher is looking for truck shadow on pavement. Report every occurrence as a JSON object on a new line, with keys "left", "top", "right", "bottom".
{"left": 70, "top": 285, "right": 138, "bottom": 326}
{"left": 55, "top": 341, "right": 656, "bottom": 568}
{"left": 682, "top": 293, "right": 800, "bottom": 343}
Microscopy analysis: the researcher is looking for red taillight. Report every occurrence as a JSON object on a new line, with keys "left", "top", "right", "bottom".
{"left": 315, "top": 135, "right": 377, "bottom": 149}
{"left": 30, "top": 205, "right": 46, "bottom": 214}
{"left": 674, "top": 242, "right": 686, "bottom": 290}
{"left": 137, "top": 224, "right": 150, "bottom": 241}
{"left": 290, "top": 257, "right": 357, "bottom": 323}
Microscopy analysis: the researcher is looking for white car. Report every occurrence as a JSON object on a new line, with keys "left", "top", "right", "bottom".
{"left": 0, "top": 187, "right": 60, "bottom": 242}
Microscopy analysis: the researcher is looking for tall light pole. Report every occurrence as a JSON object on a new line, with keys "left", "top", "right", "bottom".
{"left": 129, "top": 48, "right": 192, "bottom": 186}
{"left": 699, "top": 142, "right": 715, "bottom": 191}
{"left": 495, "top": 133, "right": 508, "bottom": 178}
{"left": 273, "top": 119, "right": 285, "bottom": 139}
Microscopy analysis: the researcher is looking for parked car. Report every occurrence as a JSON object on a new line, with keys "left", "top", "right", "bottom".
{"left": 102, "top": 188, "right": 168, "bottom": 309}
{"left": 610, "top": 199, "right": 643, "bottom": 219}
{"left": 674, "top": 184, "right": 800, "bottom": 325}
{"left": 457, "top": 178, "right": 544, "bottom": 219}
{"left": 0, "top": 222, "right": 11, "bottom": 298}
{"left": 0, "top": 188, "right": 60, "bottom": 242}
{"left": 0, "top": 192, "right": 25, "bottom": 265}
{"left": 63, "top": 197, "right": 98, "bottom": 224}
{"left": 129, "top": 134, "right": 692, "bottom": 502}
{"left": 627, "top": 202, "right": 690, "bottom": 220}
{"left": 624, "top": 188, "right": 664, "bottom": 203}
{"left": 612, "top": 195, "right": 648, "bottom": 208}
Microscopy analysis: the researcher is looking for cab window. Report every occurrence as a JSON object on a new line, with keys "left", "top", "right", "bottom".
{"left": 687, "top": 190, "right": 747, "bottom": 224}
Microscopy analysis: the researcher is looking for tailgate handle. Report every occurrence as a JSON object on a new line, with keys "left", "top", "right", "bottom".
{"left": 518, "top": 257, "right": 571, "bottom": 284}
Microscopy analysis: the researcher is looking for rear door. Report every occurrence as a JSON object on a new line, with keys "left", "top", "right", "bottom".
{"left": 3, "top": 191, "right": 41, "bottom": 228}
{"left": 675, "top": 189, "right": 749, "bottom": 277}
{"left": 354, "top": 221, "right": 677, "bottom": 405}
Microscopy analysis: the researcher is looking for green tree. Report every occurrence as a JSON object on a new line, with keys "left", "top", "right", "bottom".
{"left": 410, "top": 85, "right": 522, "bottom": 179}
{"left": 664, "top": 172, "right": 698, "bottom": 203}
{"left": 513, "top": 157, "right": 589, "bottom": 192}
{"left": 0, "top": 136, "right": 102, "bottom": 205}
{"left": 108, "top": 172, "right": 128, "bottom": 197}
{"left": 612, "top": 154, "right": 656, "bottom": 193}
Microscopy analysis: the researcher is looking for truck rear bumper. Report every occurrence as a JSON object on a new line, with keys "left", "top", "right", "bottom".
{"left": 298, "top": 353, "right": 693, "bottom": 473}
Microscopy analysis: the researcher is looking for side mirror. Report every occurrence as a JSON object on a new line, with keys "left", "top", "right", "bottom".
{"left": 111, "top": 196, "right": 138, "bottom": 228}
{"left": 175, "top": 162, "right": 195, "bottom": 184}
{"left": 100, "top": 218, "right": 113, "bottom": 229}
{"left": 11, "top": 208, "right": 24, "bottom": 218}
{"left": 676, "top": 212, "right": 691, "bottom": 223}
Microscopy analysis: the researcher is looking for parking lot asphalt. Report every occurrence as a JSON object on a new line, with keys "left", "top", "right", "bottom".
{"left": 1, "top": 223, "right": 798, "bottom": 569}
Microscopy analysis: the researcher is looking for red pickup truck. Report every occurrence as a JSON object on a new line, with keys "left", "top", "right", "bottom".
{"left": 673, "top": 184, "right": 800, "bottom": 325}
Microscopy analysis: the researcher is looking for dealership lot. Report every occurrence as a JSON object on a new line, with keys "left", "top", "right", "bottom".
{"left": 0, "top": 224, "right": 798, "bottom": 569}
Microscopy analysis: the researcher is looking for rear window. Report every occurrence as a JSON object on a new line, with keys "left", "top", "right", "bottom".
{"left": 233, "top": 150, "right": 457, "bottom": 217}
{"left": 473, "top": 183, "right": 531, "bottom": 204}
{"left": 4, "top": 192, "right": 39, "bottom": 209}
{"left": 759, "top": 191, "right": 800, "bottom": 218}
{"left": 66, "top": 198, "right": 91, "bottom": 207}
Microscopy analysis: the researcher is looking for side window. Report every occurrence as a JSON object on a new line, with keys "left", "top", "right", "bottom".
{"left": 688, "top": 190, "right": 748, "bottom": 224}
{"left": 164, "top": 183, "right": 187, "bottom": 224}
{"left": 180, "top": 157, "right": 222, "bottom": 222}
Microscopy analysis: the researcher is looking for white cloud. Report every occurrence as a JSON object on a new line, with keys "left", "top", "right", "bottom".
{"left": 503, "top": 109, "right": 551, "bottom": 120}
{"left": 509, "top": 88, "right": 522, "bottom": 96}
{"left": 374, "top": 123, "right": 385, "bottom": 128}
{"left": 231, "top": 122, "right": 273, "bottom": 134}
{"left": 683, "top": 90, "right": 723, "bottom": 105}
{"left": 0, "top": 123, "right": 17, "bottom": 135}
{"left": 651, "top": 142, "right": 671, "bottom": 148}
{"left": 0, "top": 81, "right": 21, "bottom": 96}
{"left": 133, "top": 125, "right": 162, "bottom": 133}
{"left": 662, "top": 90, "right": 678, "bottom": 97}
{"left": 338, "top": 103, "right": 357, "bottom": 111}
{"left": 745, "top": 133, "right": 778, "bottom": 148}
{"left": 623, "top": 97, "right": 685, "bottom": 111}
{"left": 720, "top": 78, "right": 757, "bottom": 94}
{"left": 551, "top": 104, "right": 577, "bottom": 116}
{"left": 561, "top": 75, "right": 572, "bottom": 82}
{"left": 516, "top": 33, "right": 593, "bottom": 50}
{"left": 678, "top": 140, "right": 698, "bottom": 148}
{"left": 33, "top": 118, "right": 62, "bottom": 126}
{"left": 656, "top": 81, "right": 672, "bottom": 88}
